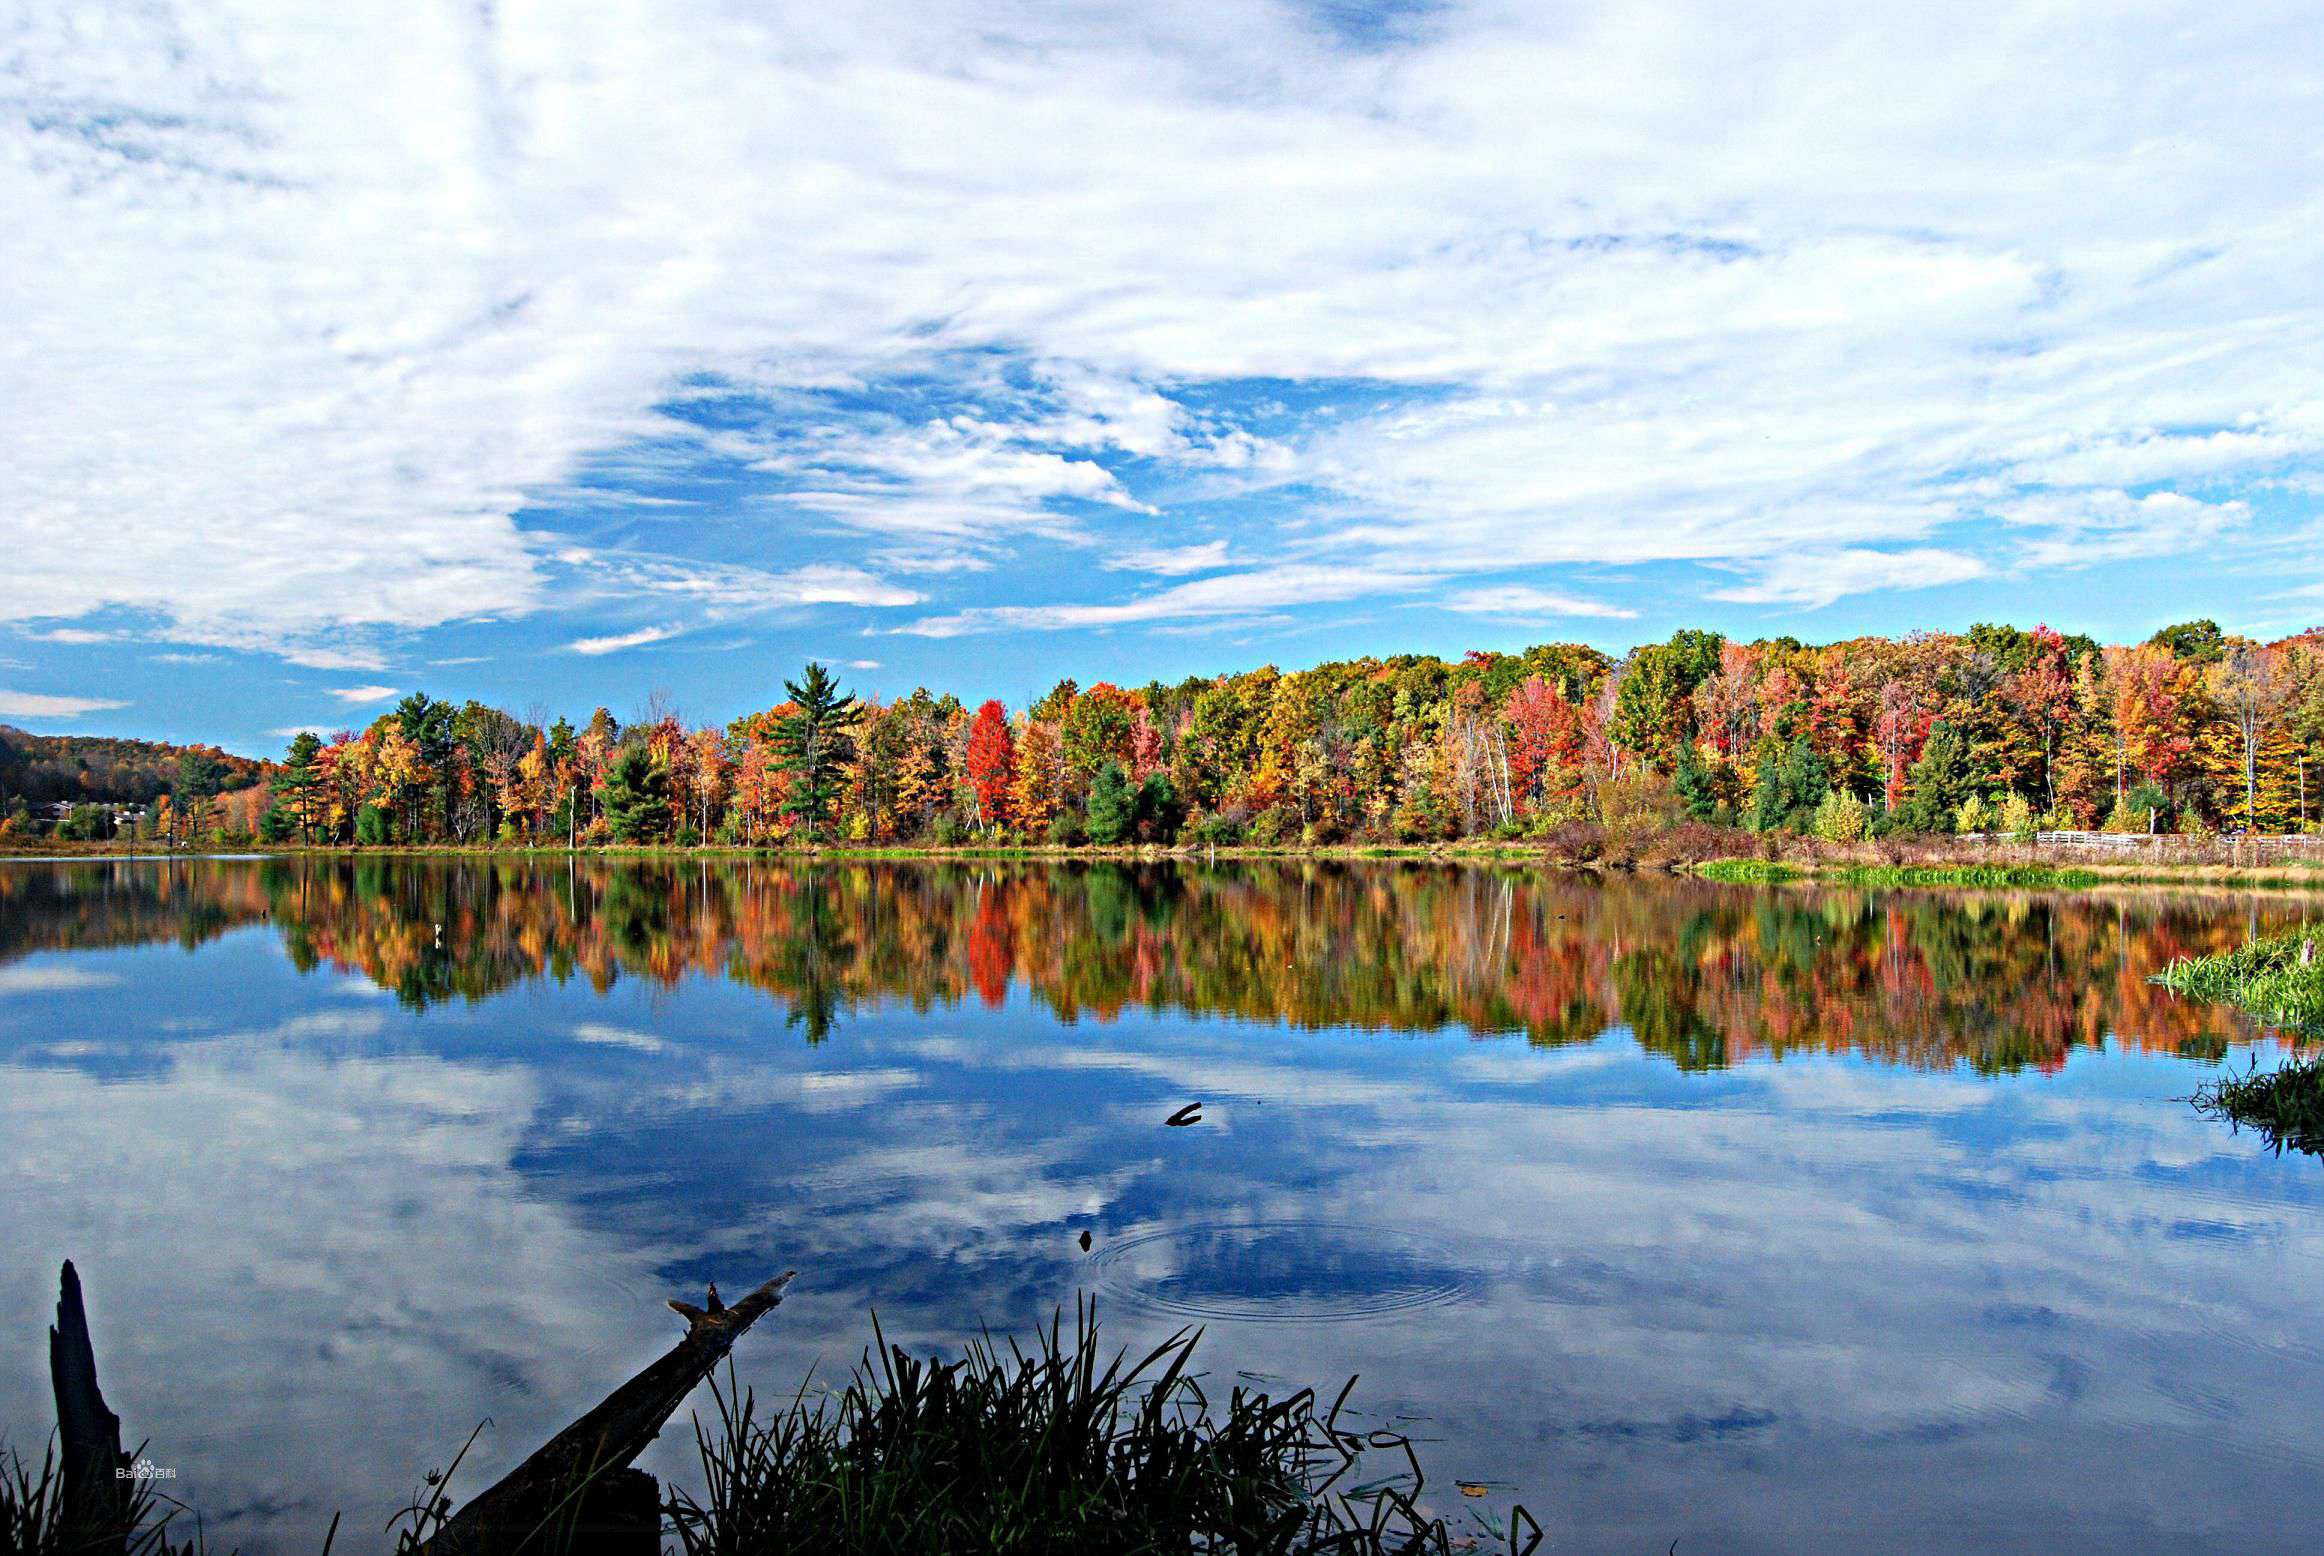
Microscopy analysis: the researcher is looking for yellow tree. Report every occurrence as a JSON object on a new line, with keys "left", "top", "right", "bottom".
{"left": 1010, "top": 720, "right": 1065, "bottom": 836}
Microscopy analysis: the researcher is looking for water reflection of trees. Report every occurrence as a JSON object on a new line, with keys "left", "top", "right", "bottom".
{"left": 0, "top": 858, "right": 2302, "bottom": 1070}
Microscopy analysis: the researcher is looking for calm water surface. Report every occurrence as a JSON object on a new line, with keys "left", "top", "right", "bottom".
{"left": 2, "top": 858, "right": 2320, "bottom": 1553}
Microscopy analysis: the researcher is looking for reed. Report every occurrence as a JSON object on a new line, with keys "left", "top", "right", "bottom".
{"left": 2153, "top": 932, "right": 2324, "bottom": 1032}
{"left": 2189, "top": 1054, "right": 2324, "bottom": 1155}
{"left": 665, "top": 1301, "right": 1537, "bottom": 1556}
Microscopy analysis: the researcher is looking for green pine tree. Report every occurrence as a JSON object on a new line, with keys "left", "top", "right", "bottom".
{"left": 774, "top": 663, "right": 862, "bottom": 843}
{"left": 1085, "top": 761, "right": 1135, "bottom": 844}
{"left": 1900, "top": 723, "right": 1970, "bottom": 834}
{"left": 601, "top": 746, "right": 672, "bottom": 842}
{"left": 273, "top": 730, "right": 324, "bottom": 841}
{"left": 1673, "top": 741, "right": 1721, "bottom": 822}
{"left": 1751, "top": 737, "right": 1830, "bottom": 833}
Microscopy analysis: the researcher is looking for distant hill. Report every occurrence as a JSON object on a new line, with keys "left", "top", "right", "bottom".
{"left": 0, "top": 725, "right": 268, "bottom": 805}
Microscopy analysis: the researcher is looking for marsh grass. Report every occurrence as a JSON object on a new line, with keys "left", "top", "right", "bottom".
{"left": 2153, "top": 932, "right": 2324, "bottom": 1032}
{"left": 1693, "top": 860, "right": 1802, "bottom": 884}
{"left": 8, "top": 1309, "right": 1535, "bottom": 1556}
{"left": 665, "top": 1303, "right": 1538, "bottom": 1556}
{"left": 0, "top": 1441, "right": 295, "bottom": 1556}
{"left": 2153, "top": 932, "right": 2324, "bottom": 1154}
{"left": 2190, "top": 1054, "right": 2324, "bottom": 1155}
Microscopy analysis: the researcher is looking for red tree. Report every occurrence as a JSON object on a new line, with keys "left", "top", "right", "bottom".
{"left": 965, "top": 699, "right": 1016, "bottom": 830}
{"left": 1504, "top": 676, "right": 1584, "bottom": 810}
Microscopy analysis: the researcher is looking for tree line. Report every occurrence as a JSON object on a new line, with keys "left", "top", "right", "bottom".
{"left": 36, "top": 616, "right": 2324, "bottom": 849}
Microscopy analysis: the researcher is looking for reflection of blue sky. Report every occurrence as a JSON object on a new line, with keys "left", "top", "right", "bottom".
{"left": 4, "top": 922, "right": 2323, "bottom": 1554}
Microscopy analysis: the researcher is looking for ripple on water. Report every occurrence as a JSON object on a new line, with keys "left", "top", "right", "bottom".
{"left": 1084, "top": 1220, "right": 1480, "bottom": 1325}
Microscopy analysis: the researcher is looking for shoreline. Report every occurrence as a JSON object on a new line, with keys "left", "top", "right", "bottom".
{"left": 9, "top": 836, "right": 2324, "bottom": 891}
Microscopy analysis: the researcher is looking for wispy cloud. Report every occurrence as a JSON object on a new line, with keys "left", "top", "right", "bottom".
{"left": 897, "top": 564, "right": 1432, "bottom": 637}
{"left": 1711, "top": 550, "right": 1989, "bottom": 610}
{"left": 1108, "top": 540, "right": 1234, "bottom": 576}
{"left": 281, "top": 647, "right": 390, "bottom": 672}
{"left": 325, "top": 684, "right": 400, "bottom": 705}
{"left": 0, "top": 690, "right": 128, "bottom": 718}
{"left": 1440, "top": 586, "right": 1638, "bottom": 620}
{"left": 567, "top": 626, "right": 677, "bottom": 656}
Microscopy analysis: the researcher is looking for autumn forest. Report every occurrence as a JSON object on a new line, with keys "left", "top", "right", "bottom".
{"left": 23, "top": 617, "right": 2324, "bottom": 850}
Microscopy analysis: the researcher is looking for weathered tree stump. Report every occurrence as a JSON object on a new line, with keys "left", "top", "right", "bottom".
{"left": 49, "top": 1260, "right": 129, "bottom": 1555}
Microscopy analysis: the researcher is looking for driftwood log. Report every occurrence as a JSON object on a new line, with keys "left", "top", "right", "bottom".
{"left": 49, "top": 1261, "right": 130, "bottom": 1555}
{"left": 420, "top": 1271, "right": 796, "bottom": 1556}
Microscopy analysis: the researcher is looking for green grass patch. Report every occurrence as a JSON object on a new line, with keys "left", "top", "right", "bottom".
{"left": 2190, "top": 1053, "right": 2324, "bottom": 1155}
{"left": 0, "top": 1440, "right": 245, "bottom": 1556}
{"left": 1822, "top": 863, "right": 2104, "bottom": 889}
{"left": 1694, "top": 859, "right": 1803, "bottom": 884}
{"left": 666, "top": 1303, "right": 1538, "bottom": 1556}
{"left": 2153, "top": 932, "right": 2324, "bottom": 1032}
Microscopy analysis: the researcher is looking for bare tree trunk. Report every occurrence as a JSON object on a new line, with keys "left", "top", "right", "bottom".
{"left": 422, "top": 1272, "right": 796, "bottom": 1556}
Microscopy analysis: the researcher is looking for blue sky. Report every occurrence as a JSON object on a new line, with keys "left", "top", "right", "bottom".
{"left": 4, "top": 0, "right": 2320, "bottom": 755}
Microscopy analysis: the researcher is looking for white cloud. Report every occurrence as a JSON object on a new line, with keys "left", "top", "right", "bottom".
{"left": 568, "top": 625, "right": 678, "bottom": 656}
{"left": 21, "top": 628, "right": 119, "bottom": 645}
{"left": 897, "top": 563, "right": 1432, "bottom": 637}
{"left": 1711, "top": 549, "right": 1990, "bottom": 610}
{"left": 3, "top": 0, "right": 2321, "bottom": 643}
{"left": 1440, "top": 585, "right": 1638, "bottom": 620}
{"left": 1998, "top": 491, "right": 2250, "bottom": 570}
{"left": 1109, "top": 540, "right": 1234, "bottom": 576}
{"left": 325, "top": 684, "right": 400, "bottom": 704}
{"left": 280, "top": 646, "right": 390, "bottom": 671}
{"left": 0, "top": 690, "right": 128, "bottom": 718}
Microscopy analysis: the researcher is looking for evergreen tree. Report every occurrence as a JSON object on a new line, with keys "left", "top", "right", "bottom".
{"left": 601, "top": 745, "right": 672, "bottom": 842}
{"left": 1136, "top": 771, "right": 1182, "bottom": 842}
{"left": 1751, "top": 737, "right": 1830, "bottom": 833}
{"left": 773, "top": 662, "right": 862, "bottom": 843}
{"left": 173, "top": 750, "right": 226, "bottom": 842}
{"left": 1672, "top": 740, "right": 1721, "bottom": 822}
{"left": 1085, "top": 760, "right": 1135, "bottom": 844}
{"left": 272, "top": 730, "right": 324, "bottom": 841}
{"left": 1900, "top": 723, "right": 1971, "bottom": 833}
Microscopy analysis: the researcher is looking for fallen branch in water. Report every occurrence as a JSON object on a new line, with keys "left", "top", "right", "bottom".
{"left": 417, "top": 1271, "right": 796, "bottom": 1556}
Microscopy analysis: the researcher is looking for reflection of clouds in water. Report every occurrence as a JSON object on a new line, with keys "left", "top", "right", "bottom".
{"left": 716, "top": 1018, "right": 2324, "bottom": 1549}
{"left": 0, "top": 963, "right": 119, "bottom": 994}
{"left": 6, "top": 904, "right": 2324, "bottom": 1552}
{"left": 570, "top": 1022, "right": 672, "bottom": 1054}
{"left": 0, "top": 1037, "right": 668, "bottom": 1552}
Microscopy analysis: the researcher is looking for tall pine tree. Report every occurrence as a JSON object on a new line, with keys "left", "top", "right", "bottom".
{"left": 773, "top": 663, "right": 862, "bottom": 843}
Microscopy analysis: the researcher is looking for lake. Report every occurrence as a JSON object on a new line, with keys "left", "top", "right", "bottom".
{"left": 2, "top": 857, "right": 2320, "bottom": 1553}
